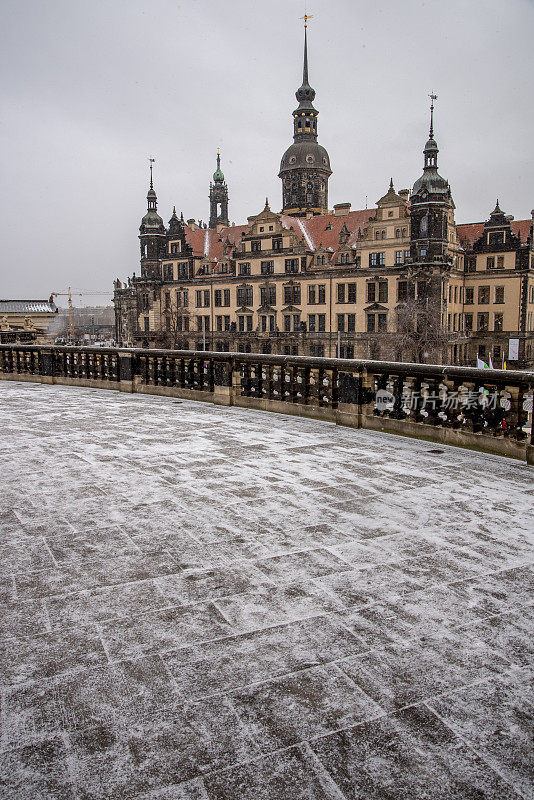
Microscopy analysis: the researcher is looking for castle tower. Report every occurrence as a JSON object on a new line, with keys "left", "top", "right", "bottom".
{"left": 139, "top": 159, "right": 166, "bottom": 280}
{"left": 209, "top": 150, "right": 229, "bottom": 229}
{"left": 409, "top": 95, "right": 454, "bottom": 266}
{"left": 279, "top": 18, "right": 332, "bottom": 216}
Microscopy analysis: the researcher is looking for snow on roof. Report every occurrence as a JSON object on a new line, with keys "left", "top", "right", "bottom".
{"left": 0, "top": 300, "right": 56, "bottom": 313}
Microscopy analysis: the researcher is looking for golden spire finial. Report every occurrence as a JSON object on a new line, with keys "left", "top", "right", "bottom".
{"left": 300, "top": 11, "right": 313, "bottom": 28}
{"left": 217, "top": 147, "right": 220, "bottom": 156}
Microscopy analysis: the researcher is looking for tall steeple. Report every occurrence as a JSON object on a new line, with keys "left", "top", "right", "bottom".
{"left": 209, "top": 148, "right": 229, "bottom": 229}
{"left": 410, "top": 95, "right": 454, "bottom": 269}
{"left": 279, "top": 17, "right": 332, "bottom": 217}
{"left": 139, "top": 158, "right": 165, "bottom": 279}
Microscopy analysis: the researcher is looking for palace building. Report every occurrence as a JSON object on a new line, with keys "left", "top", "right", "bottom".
{"left": 113, "top": 26, "right": 534, "bottom": 368}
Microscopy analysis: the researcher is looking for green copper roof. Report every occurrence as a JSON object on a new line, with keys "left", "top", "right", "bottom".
{"left": 213, "top": 151, "right": 225, "bottom": 183}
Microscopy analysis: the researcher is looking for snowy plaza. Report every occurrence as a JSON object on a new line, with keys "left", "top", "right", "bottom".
{"left": 0, "top": 381, "right": 532, "bottom": 799}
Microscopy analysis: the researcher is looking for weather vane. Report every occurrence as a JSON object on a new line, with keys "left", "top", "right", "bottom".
{"left": 148, "top": 156, "right": 155, "bottom": 188}
{"left": 300, "top": 11, "right": 313, "bottom": 28}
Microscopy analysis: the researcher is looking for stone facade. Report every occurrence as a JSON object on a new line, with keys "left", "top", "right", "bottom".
{"left": 113, "top": 34, "right": 534, "bottom": 368}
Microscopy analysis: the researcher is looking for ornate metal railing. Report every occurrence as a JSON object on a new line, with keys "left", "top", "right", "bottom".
{"left": 1, "top": 344, "right": 533, "bottom": 462}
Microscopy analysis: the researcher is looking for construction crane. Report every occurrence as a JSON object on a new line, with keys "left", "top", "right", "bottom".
{"left": 49, "top": 287, "right": 111, "bottom": 342}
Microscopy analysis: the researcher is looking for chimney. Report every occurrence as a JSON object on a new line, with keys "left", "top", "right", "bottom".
{"left": 187, "top": 218, "right": 196, "bottom": 230}
{"left": 398, "top": 190, "right": 409, "bottom": 202}
{"left": 334, "top": 202, "right": 351, "bottom": 217}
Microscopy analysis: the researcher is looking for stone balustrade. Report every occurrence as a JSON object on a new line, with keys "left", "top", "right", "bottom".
{"left": 1, "top": 344, "right": 533, "bottom": 464}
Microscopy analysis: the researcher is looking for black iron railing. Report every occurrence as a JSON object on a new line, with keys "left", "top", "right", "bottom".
{"left": 1, "top": 344, "right": 533, "bottom": 459}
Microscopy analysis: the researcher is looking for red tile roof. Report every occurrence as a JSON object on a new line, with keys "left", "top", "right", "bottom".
{"left": 281, "top": 209, "right": 375, "bottom": 252}
{"left": 457, "top": 219, "right": 531, "bottom": 248}
{"left": 184, "top": 225, "right": 249, "bottom": 261}
{"left": 182, "top": 212, "right": 531, "bottom": 263}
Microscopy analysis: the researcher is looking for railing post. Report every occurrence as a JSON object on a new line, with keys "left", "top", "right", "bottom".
{"left": 40, "top": 348, "right": 55, "bottom": 384}
{"left": 118, "top": 350, "right": 135, "bottom": 392}
{"left": 213, "top": 357, "right": 234, "bottom": 406}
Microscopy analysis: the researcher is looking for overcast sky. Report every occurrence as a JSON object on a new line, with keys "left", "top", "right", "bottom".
{"left": 1, "top": 0, "right": 532, "bottom": 307}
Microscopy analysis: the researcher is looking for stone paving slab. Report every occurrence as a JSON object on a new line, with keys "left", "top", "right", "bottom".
{"left": 0, "top": 382, "right": 533, "bottom": 799}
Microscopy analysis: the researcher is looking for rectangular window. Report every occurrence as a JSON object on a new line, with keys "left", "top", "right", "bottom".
{"left": 143, "top": 316, "right": 150, "bottom": 332}
{"left": 369, "top": 252, "right": 385, "bottom": 267}
{"left": 246, "top": 315, "right": 253, "bottom": 332}
{"left": 261, "top": 315, "right": 267, "bottom": 332}
{"left": 216, "top": 315, "right": 222, "bottom": 332}
{"left": 337, "top": 284, "right": 346, "bottom": 303}
{"left": 348, "top": 283, "right": 356, "bottom": 303}
{"left": 367, "top": 314, "right": 375, "bottom": 333}
{"left": 478, "top": 286, "right": 490, "bottom": 304}
{"left": 223, "top": 289, "right": 230, "bottom": 306}
{"left": 495, "top": 286, "right": 505, "bottom": 304}
{"left": 477, "top": 312, "right": 489, "bottom": 331}
{"left": 292, "top": 314, "right": 300, "bottom": 332}
{"left": 494, "top": 312, "right": 503, "bottom": 332}
{"left": 261, "top": 260, "right": 274, "bottom": 274}
{"left": 284, "top": 285, "right": 301, "bottom": 305}
{"left": 404, "top": 250, "right": 410, "bottom": 262}
{"left": 465, "top": 286, "right": 474, "bottom": 304}
{"left": 196, "top": 290, "right": 202, "bottom": 308}
{"left": 367, "top": 283, "right": 376, "bottom": 303}
{"left": 308, "top": 285, "right": 316, "bottom": 304}
{"left": 238, "top": 262, "right": 251, "bottom": 275}
{"left": 162, "top": 263, "right": 173, "bottom": 281}
{"left": 272, "top": 238, "right": 282, "bottom": 251}
{"left": 269, "top": 315, "right": 275, "bottom": 332}
{"left": 203, "top": 290, "right": 210, "bottom": 308}
{"left": 395, "top": 250, "right": 403, "bottom": 265}
{"left": 214, "top": 289, "right": 222, "bottom": 307}
{"left": 337, "top": 314, "right": 345, "bottom": 332}
{"left": 170, "top": 243, "right": 180, "bottom": 254}
{"left": 397, "top": 281, "right": 407, "bottom": 302}
{"left": 497, "top": 256, "right": 504, "bottom": 269}
{"left": 318, "top": 285, "right": 326, "bottom": 304}
{"left": 308, "top": 314, "right": 316, "bottom": 332}
{"left": 183, "top": 316, "right": 189, "bottom": 331}
{"left": 347, "top": 313, "right": 355, "bottom": 332}
{"left": 377, "top": 313, "right": 387, "bottom": 332}
{"left": 465, "top": 258, "right": 476, "bottom": 273}
{"left": 196, "top": 315, "right": 202, "bottom": 332}
{"left": 251, "top": 240, "right": 261, "bottom": 252}
{"left": 454, "top": 286, "right": 458, "bottom": 304}
{"left": 486, "top": 256, "right": 495, "bottom": 270}
{"left": 238, "top": 315, "right": 244, "bottom": 333}
{"left": 284, "top": 315, "right": 291, "bottom": 332}
{"left": 378, "top": 282, "right": 388, "bottom": 303}
{"left": 318, "top": 313, "right": 326, "bottom": 332}
{"left": 285, "top": 258, "right": 299, "bottom": 273}
{"left": 464, "top": 312, "right": 473, "bottom": 331}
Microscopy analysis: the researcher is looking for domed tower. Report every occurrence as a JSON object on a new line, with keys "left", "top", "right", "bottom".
{"left": 209, "top": 150, "right": 229, "bottom": 229}
{"left": 410, "top": 95, "right": 454, "bottom": 266}
{"left": 139, "top": 159, "right": 166, "bottom": 279}
{"left": 279, "top": 19, "right": 332, "bottom": 216}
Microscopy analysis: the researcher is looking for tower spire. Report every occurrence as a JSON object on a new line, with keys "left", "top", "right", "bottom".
{"left": 429, "top": 92, "right": 437, "bottom": 139}
{"left": 149, "top": 157, "right": 155, "bottom": 190}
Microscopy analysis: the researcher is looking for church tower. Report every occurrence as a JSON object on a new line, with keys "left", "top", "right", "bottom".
{"left": 279, "top": 18, "right": 332, "bottom": 216}
{"left": 139, "top": 159, "right": 166, "bottom": 280}
{"left": 209, "top": 150, "right": 229, "bottom": 229}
